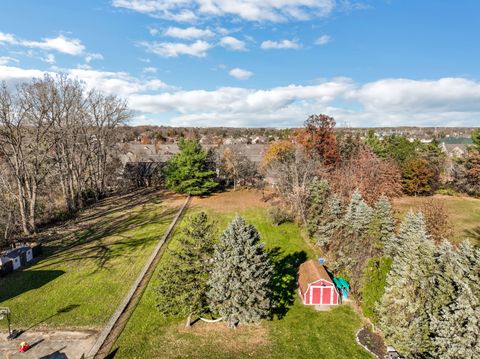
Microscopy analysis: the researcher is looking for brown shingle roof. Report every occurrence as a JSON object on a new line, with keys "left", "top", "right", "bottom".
{"left": 298, "top": 259, "right": 333, "bottom": 294}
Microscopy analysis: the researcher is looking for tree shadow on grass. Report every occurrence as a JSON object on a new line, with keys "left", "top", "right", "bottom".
{"left": 0, "top": 269, "right": 65, "bottom": 302}
{"left": 464, "top": 226, "right": 480, "bottom": 246}
{"left": 34, "top": 206, "right": 178, "bottom": 273}
{"left": 17, "top": 304, "right": 80, "bottom": 334}
{"left": 268, "top": 247, "right": 307, "bottom": 319}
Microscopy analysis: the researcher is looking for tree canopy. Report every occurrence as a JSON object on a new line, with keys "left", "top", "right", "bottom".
{"left": 165, "top": 138, "right": 218, "bottom": 195}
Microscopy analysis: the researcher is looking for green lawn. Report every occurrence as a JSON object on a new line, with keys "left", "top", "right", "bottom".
{"left": 393, "top": 194, "right": 480, "bottom": 245}
{"left": 113, "top": 196, "right": 371, "bottom": 359}
{"left": 0, "top": 190, "right": 180, "bottom": 330}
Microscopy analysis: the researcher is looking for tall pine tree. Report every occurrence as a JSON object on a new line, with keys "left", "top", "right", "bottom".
{"left": 306, "top": 177, "right": 331, "bottom": 238}
{"left": 155, "top": 212, "right": 216, "bottom": 326}
{"left": 430, "top": 241, "right": 480, "bottom": 358}
{"left": 385, "top": 210, "right": 424, "bottom": 257}
{"left": 378, "top": 212, "right": 436, "bottom": 356}
{"left": 165, "top": 138, "right": 218, "bottom": 195}
{"left": 208, "top": 216, "right": 273, "bottom": 327}
{"left": 373, "top": 195, "right": 396, "bottom": 245}
{"left": 344, "top": 190, "right": 373, "bottom": 236}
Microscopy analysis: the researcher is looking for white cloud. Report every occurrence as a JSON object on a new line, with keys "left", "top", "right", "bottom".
{"left": 164, "top": 26, "right": 214, "bottom": 39}
{"left": 229, "top": 68, "right": 253, "bottom": 80}
{"left": 0, "top": 65, "right": 169, "bottom": 97}
{"left": 2, "top": 64, "right": 480, "bottom": 127}
{"left": 0, "top": 32, "right": 85, "bottom": 55}
{"left": 315, "top": 34, "right": 331, "bottom": 45}
{"left": 148, "top": 27, "right": 159, "bottom": 36}
{"left": 43, "top": 54, "right": 56, "bottom": 64}
{"left": 143, "top": 66, "right": 158, "bottom": 73}
{"left": 85, "top": 53, "right": 104, "bottom": 63}
{"left": 0, "top": 56, "right": 18, "bottom": 65}
{"left": 354, "top": 78, "right": 480, "bottom": 113}
{"left": 260, "top": 39, "right": 301, "bottom": 49}
{"left": 111, "top": 0, "right": 335, "bottom": 22}
{"left": 140, "top": 40, "right": 212, "bottom": 57}
{"left": 220, "top": 36, "right": 246, "bottom": 51}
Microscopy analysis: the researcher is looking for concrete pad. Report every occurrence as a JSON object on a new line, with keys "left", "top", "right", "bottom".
{"left": 0, "top": 330, "right": 97, "bottom": 358}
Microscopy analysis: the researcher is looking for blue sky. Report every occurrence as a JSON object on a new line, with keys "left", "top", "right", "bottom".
{"left": 1, "top": 0, "right": 480, "bottom": 127}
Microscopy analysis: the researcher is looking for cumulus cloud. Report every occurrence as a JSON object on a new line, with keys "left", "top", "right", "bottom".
{"left": 229, "top": 68, "right": 253, "bottom": 80}
{"left": 140, "top": 40, "right": 212, "bottom": 57}
{"left": 0, "top": 56, "right": 18, "bottom": 65}
{"left": 220, "top": 36, "right": 246, "bottom": 51}
{"left": 111, "top": 0, "right": 335, "bottom": 22}
{"left": 85, "top": 53, "right": 104, "bottom": 63}
{"left": 164, "top": 26, "right": 215, "bottom": 39}
{"left": 260, "top": 39, "right": 301, "bottom": 49}
{"left": 0, "top": 32, "right": 85, "bottom": 55}
{"left": 315, "top": 34, "right": 331, "bottom": 45}
{"left": 0, "top": 65, "right": 168, "bottom": 97}
{"left": 1, "top": 64, "right": 480, "bottom": 127}
{"left": 354, "top": 78, "right": 480, "bottom": 113}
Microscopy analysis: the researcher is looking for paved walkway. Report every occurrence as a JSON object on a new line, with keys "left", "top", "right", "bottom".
{"left": 0, "top": 330, "right": 96, "bottom": 358}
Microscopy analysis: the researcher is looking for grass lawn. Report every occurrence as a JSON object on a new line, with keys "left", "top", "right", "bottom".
{"left": 0, "top": 190, "right": 183, "bottom": 330}
{"left": 113, "top": 190, "right": 371, "bottom": 359}
{"left": 393, "top": 194, "right": 480, "bottom": 245}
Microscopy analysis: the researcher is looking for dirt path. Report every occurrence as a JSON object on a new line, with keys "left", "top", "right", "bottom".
{"left": 88, "top": 195, "right": 191, "bottom": 359}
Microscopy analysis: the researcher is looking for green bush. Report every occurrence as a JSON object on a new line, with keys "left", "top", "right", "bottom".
{"left": 361, "top": 256, "right": 392, "bottom": 323}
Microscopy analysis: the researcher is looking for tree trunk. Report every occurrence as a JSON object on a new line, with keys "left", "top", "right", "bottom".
{"left": 28, "top": 184, "right": 37, "bottom": 234}
{"left": 185, "top": 312, "right": 193, "bottom": 328}
{"left": 16, "top": 179, "right": 30, "bottom": 236}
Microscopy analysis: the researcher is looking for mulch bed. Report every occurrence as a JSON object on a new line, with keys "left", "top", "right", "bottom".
{"left": 357, "top": 326, "right": 386, "bottom": 358}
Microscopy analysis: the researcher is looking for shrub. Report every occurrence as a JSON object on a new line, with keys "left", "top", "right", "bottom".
{"left": 361, "top": 256, "right": 392, "bottom": 323}
{"left": 267, "top": 207, "right": 293, "bottom": 226}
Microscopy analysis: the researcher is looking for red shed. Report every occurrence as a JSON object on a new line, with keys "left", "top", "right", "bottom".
{"left": 298, "top": 259, "right": 340, "bottom": 306}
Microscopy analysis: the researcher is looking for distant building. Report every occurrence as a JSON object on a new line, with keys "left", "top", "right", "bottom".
{"left": 0, "top": 244, "right": 41, "bottom": 276}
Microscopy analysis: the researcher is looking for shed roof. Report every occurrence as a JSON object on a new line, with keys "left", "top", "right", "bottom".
{"left": 4, "top": 247, "right": 29, "bottom": 259}
{"left": 298, "top": 259, "right": 334, "bottom": 294}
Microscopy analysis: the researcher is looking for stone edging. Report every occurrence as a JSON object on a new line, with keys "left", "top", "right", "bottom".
{"left": 87, "top": 195, "right": 191, "bottom": 358}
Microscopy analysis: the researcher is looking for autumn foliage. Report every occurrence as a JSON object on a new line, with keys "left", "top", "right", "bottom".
{"left": 419, "top": 199, "right": 454, "bottom": 244}
{"left": 328, "top": 146, "right": 402, "bottom": 204}
{"left": 261, "top": 140, "right": 295, "bottom": 169}
{"left": 294, "top": 114, "right": 339, "bottom": 167}
{"left": 401, "top": 158, "right": 435, "bottom": 196}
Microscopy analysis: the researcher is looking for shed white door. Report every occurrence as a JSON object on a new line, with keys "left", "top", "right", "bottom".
{"left": 12, "top": 257, "right": 21, "bottom": 270}
{"left": 26, "top": 249, "right": 33, "bottom": 262}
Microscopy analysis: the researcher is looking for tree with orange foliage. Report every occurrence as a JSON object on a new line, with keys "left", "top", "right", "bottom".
{"left": 261, "top": 140, "right": 295, "bottom": 169}
{"left": 328, "top": 146, "right": 402, "bottom": 204}
{"left": 294, "top": 114, "right": 339, "bottom": 167}
{"left": 401, "top": 158, "right": 435, "bottom": 196}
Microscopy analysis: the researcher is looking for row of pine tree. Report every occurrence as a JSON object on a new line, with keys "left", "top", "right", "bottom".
{"left": 306, "top": 178, "right": 480, "bottom": 358}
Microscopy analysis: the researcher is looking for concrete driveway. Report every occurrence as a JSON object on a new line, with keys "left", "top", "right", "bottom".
{"left": 0, "top": 330, "right": 97, "bottom": 359}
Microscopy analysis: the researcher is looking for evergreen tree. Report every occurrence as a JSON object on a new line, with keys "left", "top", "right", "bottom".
{"left": 431, "top": 242, "right": 480, "bottom": 358}
{"left": 165, "top": 138, "right": 218, "bottom": 195}
{"left": 377, "top": 212, "right": 436, "bottom": 357}
{"left": 373, "top": 195, "right": 396, "bottom": 245}
{"left": 385, "top": 210, "right": 424, "bottom": 257}
{"left": 155, "top": 212, "right": 216, "bottom": 326}
{"left": 207, "top": 216, "right": 273, "bottom": 327}
{"left": 316, "top": 193, "right": 343, "bottom": 248}
{"left": 306, "top": 177, "right": 331, "bottom": 238}
{"left": 344, "top": 190, "right": 373, "bottom": 236}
